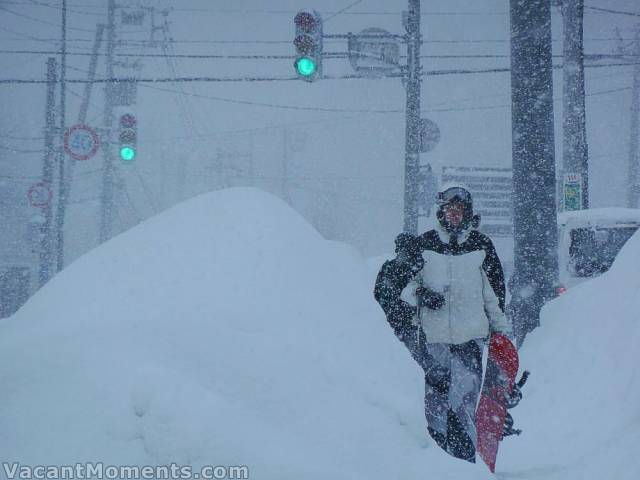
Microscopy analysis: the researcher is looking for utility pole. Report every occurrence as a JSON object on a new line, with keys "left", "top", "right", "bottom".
{"left": 560, "top": 0, "right": 589, "bottom": 210}
{"left": 39, "top": 58, "right": 57, "bottom": 287}
{"left": 79, "top": 25, "right": 105, "bottom": 124}
{"left": 403, "top": 0, "right": 421, "bottom": 234}
{"left": 54, "top": 0, "right": 68, "bottom": 272}
{"left": 282, "top": 129, "right": 292, "bottom": 204}
{"left": 508, "top": 0, "right": 559, "bottom": 347}
{"left": 61, "top": 24, "right": 105, "bottom": 226}
{"left": 627, "top": 28, "right": 640, "bottom": 208}
{"left": 100, "top": 0, "right": 117, "bottom": 243}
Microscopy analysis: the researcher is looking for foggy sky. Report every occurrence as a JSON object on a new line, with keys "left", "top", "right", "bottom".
{"left": 1, "top": 0, "right": 638, "bottom": 261}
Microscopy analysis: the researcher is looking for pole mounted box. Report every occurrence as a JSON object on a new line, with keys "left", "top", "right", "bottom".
{"left": 294, "top": 9, "right": 323, "bottom": 81}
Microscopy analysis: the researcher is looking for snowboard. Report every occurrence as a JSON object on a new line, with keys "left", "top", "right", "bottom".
{"left": 476, "top": 333, "right": 519, "bottom": 473}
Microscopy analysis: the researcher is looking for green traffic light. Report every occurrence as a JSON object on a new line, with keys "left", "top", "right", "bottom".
{"left": 120, "top": 146, "right": 136, "bottom": 162}
{"left": 296, "top": 57, "right": 316, "bottom": 77}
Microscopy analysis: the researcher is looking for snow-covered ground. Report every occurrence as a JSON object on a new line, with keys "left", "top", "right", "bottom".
{"left": 1, "top": 188, "right": 638, "bottom": 479}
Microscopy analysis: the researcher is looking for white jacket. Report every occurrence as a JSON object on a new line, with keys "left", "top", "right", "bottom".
{"left": 402, "top": 224, "right": 512, "bottom": 345}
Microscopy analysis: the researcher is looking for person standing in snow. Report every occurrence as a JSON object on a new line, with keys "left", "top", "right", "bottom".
{"left": 374, "top": 184, "right": 515, "bottom": 463}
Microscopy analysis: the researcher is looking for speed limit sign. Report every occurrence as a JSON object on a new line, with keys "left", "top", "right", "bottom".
{"left": 63, "top": 124, "right": 100, "bottom": 161}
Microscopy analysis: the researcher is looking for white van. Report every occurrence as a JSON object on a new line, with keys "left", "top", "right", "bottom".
{"left": 558, "top": 208, "right": 640, "bottom": 288}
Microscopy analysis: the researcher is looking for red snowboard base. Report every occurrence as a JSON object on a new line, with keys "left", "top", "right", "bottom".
{"left": 476, "top": 333, "right": 519, "bottom": 472}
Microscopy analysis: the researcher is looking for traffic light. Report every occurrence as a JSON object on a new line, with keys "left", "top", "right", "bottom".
{"left": 117, "top": 110, "right": 137, "bottom": 162}
{"left": 294, "top": 10, "right": 322, "bottom": 81}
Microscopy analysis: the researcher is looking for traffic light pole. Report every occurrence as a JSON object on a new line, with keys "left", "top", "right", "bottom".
{"left": 627, "top": 29, "right": 640, "bottom": 208}
{"left": 39, "top": 58, "right": 57, "bottom": 287}
{"left": 100, "top": 0, "right": 116, "bottom": 243}
{"left": 403, "top": 0, "right": 421, "bottom": 234}
{"left": 54, "top": 0, "right": 68, "bottom": 272}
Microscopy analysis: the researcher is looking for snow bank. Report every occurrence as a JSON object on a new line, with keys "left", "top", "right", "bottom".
{"left": 557, "top": 207, "right": 640, "bottom": 228}
{"left": 499, "top": 230, "right": 640, "bottom": 479}
{"left": 4, "top": 187, "right": 636, "bottom": 479}
{"left": 0, "top": 188, "right": 491, "bottom": 480}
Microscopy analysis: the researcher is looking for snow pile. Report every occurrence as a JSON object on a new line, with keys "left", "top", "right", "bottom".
{"left": 0, "top": 188, "right": 491, "bottom": 480}
{"left": 500, "top": 229, "right": 640, "bottom": 479}
{"left": 557, "top": 207, "right": 640, "bottom": 228}
{"left": 3, "top": 188, "right": 638, "bottom": 479}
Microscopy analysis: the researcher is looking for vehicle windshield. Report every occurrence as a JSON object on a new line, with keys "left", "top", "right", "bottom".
{"left": 569, "top": 226, "right": 638, "bottom": 277}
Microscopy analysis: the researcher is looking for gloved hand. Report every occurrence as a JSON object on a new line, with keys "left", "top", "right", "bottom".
{"left": 387, "top": 301, "right": 417, "bottom": 337}
{"left": 394, "top": 233, "right": 424, "bottom": 275}
{"left": 416, "top": 286, "right": 446, "bottom": 310}
{"left": 425, "top": 364, "right": 450, "bottom": 395}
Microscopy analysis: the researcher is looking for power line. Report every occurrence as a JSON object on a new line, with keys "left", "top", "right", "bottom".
{"left": 4, "top": 48, "right": 640, "bottom": 61}
{"left": 584, "top": 5, "right": 640, "bottom": 17}
{"left": 0, "top": 33, "right": 636, "bottom": 46}
{"left": 0, "top": 3, "right": 510, "bottom": 16}
{"left": 0, "top": 142, "right": 43, "bottom": 154}
{"left": 0, "top": 23, "right": 64, "bottom": 43}
{"left": 139, "top": 78, "right": 631, "bottom": 120}
{"left": 0, "top": 48, "right": 304, "bottom": 59}
{"left": 141, "top": 82, "right": 402, "bottom": 114}
{"left": 324, "top": 0, "right": 364, "bottom": 22}
{"left": 0, "top": 5, "right": 96, "bottom": 32}
{"left": 22, "top": 0, "right": 104, "bottom": 16}
{"left": 0, "top": 75, "right": 300, "bottom": 84}
{"left": 0, "top": 133, "right": 44, "bottom": 140}
{"left": 0, "top": 72, "right": 409, "bottom": 84}
{"left": 4, "top": 60, "right": 639, "bottom": 85}
{"left": 11, "top": 3, "right": 631, "bottom": 19}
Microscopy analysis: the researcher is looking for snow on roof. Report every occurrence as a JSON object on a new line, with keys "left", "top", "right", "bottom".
{"left": 557, "top": 207, "right": 640, "bottom": 229}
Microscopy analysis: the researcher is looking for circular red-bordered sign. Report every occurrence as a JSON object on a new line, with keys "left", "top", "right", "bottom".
{"left": 63, "top": 124, "right": 100, "bottom": 161}
{"left": 28, "top": 182, "right": 53, "bottom": 208}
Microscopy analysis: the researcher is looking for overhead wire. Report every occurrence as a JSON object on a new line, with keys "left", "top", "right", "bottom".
{"left": 0, "top": 5, "right": 97, "bottom": 32}
{"left": 6, "top": 48, "right": 640, "bottom": 61}
{"left": 584, "top": 5, "right": 640, "bottom": 17}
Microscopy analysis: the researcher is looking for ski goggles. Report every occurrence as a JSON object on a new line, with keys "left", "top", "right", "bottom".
{"left": 436, "top": 187, "right": 472, "bottom": 205}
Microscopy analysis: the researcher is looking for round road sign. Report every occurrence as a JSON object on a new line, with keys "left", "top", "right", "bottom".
{"left": 64, "top": 124, "right": 100, "bottom": 161}
{"left": 28, "top": 182, "right": 52, "bottom": 208}
{"left": 419, "top": 118, "right": 441, "bottom": 153}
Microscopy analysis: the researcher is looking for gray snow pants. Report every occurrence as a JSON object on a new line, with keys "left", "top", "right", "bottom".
{"left": 422, "top": 339, "right": 484, "bottom": 462}
{"left": 390, "top": 322, "right": 484, "bottom": 461}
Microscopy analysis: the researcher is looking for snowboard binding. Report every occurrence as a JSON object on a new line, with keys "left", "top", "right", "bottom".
{"left": 501, "top": 371, "right": 530, "bottom": 439}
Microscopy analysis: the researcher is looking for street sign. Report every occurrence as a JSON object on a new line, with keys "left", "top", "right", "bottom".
{"left": 113, "top": 81, "right": 138, "bottom": 106}
{"left": 563, "top": 173, "right": 582, "bottom": 211}
{"left": 63, "top": 124, "right": 100, "bottom": 161}
{"left": 27, "top": 182, "right": 52, "bottom": 208}
{"left": 442, "top": 166, "right": 514, "bottom": 237}
{"left": 418, "top": 164, "right": 438, "bottom": 217}
{"left": 419, "top": 118, "right": 440, "bottom": 153}
{"left": 121, "top": 10, "right": 145, "bottom": 26}
{"left": 348, "top": 28, "right": 400, "bottom": 77}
